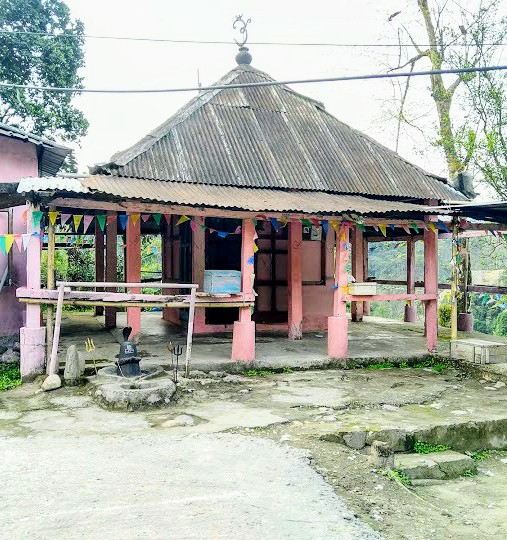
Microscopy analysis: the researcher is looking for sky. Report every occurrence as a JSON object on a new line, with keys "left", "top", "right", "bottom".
{"left": 61, "top": 0, "right": 505, "bottom": 183}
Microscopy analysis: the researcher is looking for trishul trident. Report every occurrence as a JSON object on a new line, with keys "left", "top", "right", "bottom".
{"left": 233, "top": 14, "right": 251, "bottom": 48}
{"left": 85, "top": 337, "right": 97, "bottom": 375}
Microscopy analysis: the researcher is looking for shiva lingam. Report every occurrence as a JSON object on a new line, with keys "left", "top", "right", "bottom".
{"left": 117, "top": 327, "right": 141, "bottom": 377}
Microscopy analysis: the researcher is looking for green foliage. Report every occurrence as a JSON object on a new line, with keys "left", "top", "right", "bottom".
{"left": 471, "top": 450, "right": 491, "bottom": 463}
{"left": 494, "top": 310, "right": 507, "bottom": 336}
{"left": 0, "top": 0, "right": 88, "bottom": 142}
{"left": 387, "top": 469, "right": 412, "bottom": 487}
{"left": 414, "top": 441, "right": 450, "bottom": 454}
{"left": 367, "top": 361, "right": 394, "bottom": 370}
{"left": 282, "top": 366, "right": 293, "bottom": 373}
{"left": 462, "top": 469, "right": 477, "bottom": 478}
{"left": 0, "top": 362, "right": 21, "bottom": 391}
{"left": 438, "top": 302, "right": 452, "bottom": 328}
{"left": 246, "top": 369, "right": 273, "bottom": 377}
{"left": 400, "top": 360, "right": 409, "bottom": 369}
{"left": 412, "top": 357, "right": 452, "bottom": 373}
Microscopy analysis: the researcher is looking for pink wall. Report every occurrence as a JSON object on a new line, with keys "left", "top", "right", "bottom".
{"left": 0, "top": 136, "right": 38, "bottom": 336}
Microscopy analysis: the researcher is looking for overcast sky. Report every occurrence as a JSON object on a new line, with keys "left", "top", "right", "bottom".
{"left": 62, "top": 0, "right": 505, "bottom": 183}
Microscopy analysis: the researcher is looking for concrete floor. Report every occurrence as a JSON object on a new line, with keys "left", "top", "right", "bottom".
{"left": 58, "top": 311, "right": 507, "bottom": 375}
{"left": 3, "top": 366, "right": 507, "bottom": 538}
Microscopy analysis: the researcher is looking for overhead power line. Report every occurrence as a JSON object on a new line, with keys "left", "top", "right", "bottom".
{"left": 0, "top": 29, "right": 505, "bottom": 48}
{"left": 0, "top": 64, "right": 505, "bottom": 95}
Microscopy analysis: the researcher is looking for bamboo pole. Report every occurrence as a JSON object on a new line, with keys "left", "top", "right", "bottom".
{"left": 20, "top": 298, "right": 253, "bottom": 309}
{"left": 450, "top": 218, "right": 458, "bottom": 340}
{"left": 46, "top": 207, "right": 56, "bottom": 373}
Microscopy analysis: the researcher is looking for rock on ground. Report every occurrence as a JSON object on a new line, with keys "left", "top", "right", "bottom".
{"left": 63, "top": 345, "right": 85, "bottom": 384}
{"left": 0, "top": 348, "right": 19, "bottom": 364}
{"left": 41, "top": 374, "right": 61, "bottom": 392}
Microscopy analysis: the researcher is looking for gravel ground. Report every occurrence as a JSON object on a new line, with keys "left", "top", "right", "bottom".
{"left": 0, "top": 432, "right": 379, "bottom": 539}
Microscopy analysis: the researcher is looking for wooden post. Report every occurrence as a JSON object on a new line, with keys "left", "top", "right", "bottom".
{"left": 20, "top": 203, "right": 45, "bottom": 380}
{"left": 94, "top": 222, "right": 105, "bottom": 316}
{"left": 104, "top": 211, "right": 117, "bottom": 329}
{"left": 161, "top": 214, "right": 172, "bottom": 322}
{"left": 424, "top": 219, "right": 439, "bottom": 352}
{"left": 231, "top": 218, "right": 255, "bottom": 362}
{"left": 184, "top": 286, "right": 196, "bottom": 377}
{"left": 351, "top": 226, "right": 364, "bottom": 322}
{"left": 192, "top": 217, "right": 206, "bottom": 332}
{"left": 126, "top": 213, "right": 141, "bottom": 339}
{"left": 48, "top": 283, "right": 65, "bottom": 375}
{"left": 363, "top": 237, "right": 371, "bottom": 316}
{"left": 288, "top": 220, "right": 303, "bottom": 339}
{"left": 45, "top": 207, "right": 56, "bottom": 371}
{"left": 404, "top": 237, "right": 417, "bottom": 322}
{"left": 450, "top": 219, "right": 458, "bottom": 340}
{"left": 328, "top": 223, "right": 349, "bottom": 359}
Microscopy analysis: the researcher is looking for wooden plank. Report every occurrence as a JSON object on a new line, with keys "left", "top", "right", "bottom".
{"left": 19, "top": 298, "right": 254, "bottom": 309}
{"left": 344, "top": 293, "right": 438, "bottom": 302}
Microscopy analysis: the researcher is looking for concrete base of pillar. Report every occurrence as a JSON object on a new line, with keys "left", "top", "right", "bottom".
{"left": 404, "top": 305, "right": 417, "bottom": 323}
{"left": 327, "top": 315, "right": 348, "bottom": 359}
{"left": 351, "top": 310, "right": 363, "bottom": 322}
{"left": 20, "top": 326, "right": 46, "bottom": 381}
{"left": 288, "top": 320, "right": 303, "bottom": 340}
{"left": 231, "top": 320, "right": 255, "bottom": 362}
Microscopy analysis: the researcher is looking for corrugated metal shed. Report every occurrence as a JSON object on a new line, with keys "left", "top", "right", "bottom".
{"left": 0, "top": 122, "right": 70, "bottom": 176}
{"left": 81, "top": 175, "right": 443, "bottom": 216}
{"left": 92, "top": 65, "right": 466, "bottom": 202}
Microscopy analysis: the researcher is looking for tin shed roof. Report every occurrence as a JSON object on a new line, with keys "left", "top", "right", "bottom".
{"left": 92, "top": 65, "right": 465, "bottom": 202}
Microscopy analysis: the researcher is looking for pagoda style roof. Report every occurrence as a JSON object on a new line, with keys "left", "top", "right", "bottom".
{"left": 92, "top": 64, "right": 465, "bottom": 203}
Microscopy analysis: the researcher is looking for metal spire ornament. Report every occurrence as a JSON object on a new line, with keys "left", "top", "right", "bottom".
{"left": 233, "top": 15, "right": 252, "bottom": 65}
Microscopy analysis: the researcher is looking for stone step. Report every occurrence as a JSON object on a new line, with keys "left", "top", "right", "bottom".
{"left": 394, "top": 450, "right": 475, "bottom": 480}
{"left": 321, "top": 417, "right": 507, "bottom": 452}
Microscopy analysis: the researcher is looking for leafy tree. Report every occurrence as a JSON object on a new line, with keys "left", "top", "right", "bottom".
{"left": 464, "top": 71, "right": 507, "bottom": 198}
{"left": 387, "top": 0, "right": 507, "bottom": 178}
{"left": 0, "top": 0, "right": 88, "bottom": 142}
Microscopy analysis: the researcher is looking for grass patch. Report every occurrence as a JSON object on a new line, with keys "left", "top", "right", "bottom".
{"left": 367, "top": 361, "right": 394, "bottom": 370}
{"left": 388, "top": 469, "right": 412, "bottom": 487}
{"left": 411, "top": 356, "right": 453, "bottom": 373}
{"left": 246, "top": 369, "right": 273, "bottom": 377}
{"left": 462, "top": 469, "right": 477, "bottom": 478}
{"left": 414, "top": 441, "right": 450, "bottom": 454}
{"left": 0, "top": 362, "right": 21, "bottom": 391}
{"left": 471, "top": 450, "right": 491, "bottom": 463}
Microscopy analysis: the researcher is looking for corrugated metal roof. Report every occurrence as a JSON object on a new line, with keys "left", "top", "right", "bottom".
{"left": 92, "top": 65, "right": 466, "bottom": 202}
{"left": 81, "top": 175, "right": 444, "bottom": 216}
{"left": 17, "top": 176, "right": 90, "bottom": 194}
{"left": 0, "top": 123, "right": 70, "bottom": 176}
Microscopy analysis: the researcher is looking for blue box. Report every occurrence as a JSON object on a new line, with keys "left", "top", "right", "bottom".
{"left": 203, "top": 270, "right": 242, "bottom": 294}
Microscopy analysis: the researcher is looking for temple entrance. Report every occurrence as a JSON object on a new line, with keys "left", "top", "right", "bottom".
{"left": 254, "top": 221, "right": 288, "bottom": 324}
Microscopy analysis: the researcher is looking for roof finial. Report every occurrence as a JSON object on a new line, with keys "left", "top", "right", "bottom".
{"left": 233, "top": 14, "right": 252, "bottom": 65}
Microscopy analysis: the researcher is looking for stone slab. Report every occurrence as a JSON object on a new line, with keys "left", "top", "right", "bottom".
{"left": 395, "top": 451, "right": 475, "bottom": 480}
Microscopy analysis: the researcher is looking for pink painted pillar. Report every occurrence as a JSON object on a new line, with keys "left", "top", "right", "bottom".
{"left": 231, "top": 218, "right": 255, "bottom": 362}
{"left": 328, "top": 223, "right": 349, "bottom": 359}
{"left": 424, "top": 220, "right": 438, "bottom": 352}
{"left": 192, "top": 218, "right": 206, "bottom": 333}
{"left": 363, "top": 237, "right": 371, "bottom": 316}
{"left": 351, "top": 226, "right": 364, "bottom": 322}
{"left": 288, "top": 221, "right": 303, "bottom": 340}
{"left": 404, "top": 237, "right": 417, "bottom": 322}
{"left": 19, "top": 203, "right": 45, "bottom": 380}
{"left": 104, "top": 212, "right": 117, "bottom": 329}
{"left": 126, "top": 213, "right": 141, "bottom": 339}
